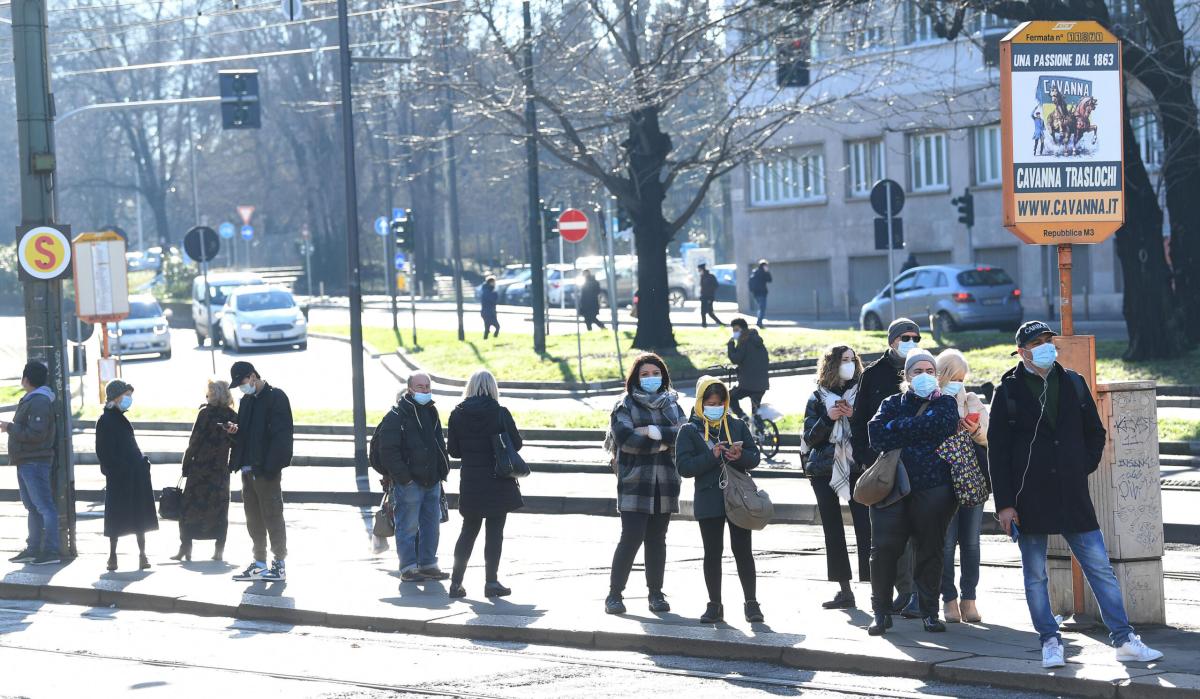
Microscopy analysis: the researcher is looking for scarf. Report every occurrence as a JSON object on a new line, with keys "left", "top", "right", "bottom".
{"left": 821, "top": 383, "right": 858, "bottom": 501}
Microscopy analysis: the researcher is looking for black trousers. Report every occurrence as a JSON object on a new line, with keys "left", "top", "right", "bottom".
{"left": 869, "top": 484, "right": 957, "bottom": 617}
{"left": 700, "top": 299, "right": 723, "bottom": 327}
{"left": 729, "top": 387, "right": 764, "bottom": 419}
{"left": 699, "top": 516, "right": 756, "bottom": 604}
{"left": 452, "top": 513, "right": 506, "bottom": 583}
{"left": 482, "top": 315, "right": 499, "bottom": 339}
{"left": 810, "top": 474, "right": 871, "bottom": 582}
{"left": 609, "top": 511, "right": 671, "bottom": 595}
{"left": 582, "top": 312, "right": 605, "bottom": 331}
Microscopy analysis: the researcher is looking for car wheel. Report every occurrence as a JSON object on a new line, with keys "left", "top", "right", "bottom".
{"left": 160, "top": 350, "right": 172, "bottom": 361}
{"left": 195, "top": 330, "right": 205, "bottom": 347}
{"left": 668, "top": 288, "right": 687, "bottom": 307}
{"left": 862, "top": 312, "right": 883, "bottom": 331}
{"left": 297, "top": 341, "right": 308, "bottom": 351}
{"left": 935, "top": 311, "right": 959, "bottom": 334}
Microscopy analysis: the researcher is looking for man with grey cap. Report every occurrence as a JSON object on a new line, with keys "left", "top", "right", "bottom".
{"left": 988, "top": 321, "right": 1163, "bottom": 667}
{"left": 850, "top": 317, "right": 923, "bottom": 615}
{"left": 224, "top": 361, "right": 293, "bottom": 582}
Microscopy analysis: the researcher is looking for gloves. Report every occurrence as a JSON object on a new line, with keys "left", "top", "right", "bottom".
{"left": 646, "top": 424, "right": 662, "bottom": 441}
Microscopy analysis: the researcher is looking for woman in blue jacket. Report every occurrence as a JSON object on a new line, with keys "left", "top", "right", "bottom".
{"left": 865, "top": 350, "right": 958, "bottom": 636}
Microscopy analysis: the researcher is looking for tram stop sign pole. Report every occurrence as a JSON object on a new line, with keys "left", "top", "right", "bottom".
{"left": 184, "top": 226, "right": 222, "bottom": 373}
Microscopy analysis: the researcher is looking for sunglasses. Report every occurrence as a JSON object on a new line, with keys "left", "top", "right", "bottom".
{"left": 899, "top": 334, "right": 921, "bottom": 342}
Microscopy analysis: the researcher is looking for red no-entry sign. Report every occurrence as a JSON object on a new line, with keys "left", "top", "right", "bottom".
{"left": 557, "top": 208, "right": 589, "bottom": 243}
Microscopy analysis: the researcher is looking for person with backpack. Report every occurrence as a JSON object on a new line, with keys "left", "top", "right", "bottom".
{"left": 989, "top": 321, "right": 1163, "bottom": 668}
{"left": 446, "top": 370, "right": 523, "bottom": 598}
{"left": 676, "top": 376, "right": 762, "bottom": 624}
{"left": 2, "top": 361, "right": 61, "bottom": 565}
{"left": 865, "top": 350, "right": 959, "bottom": 636}
{"left": 605, "top": 353, "right": 687, "bottom": 616}
{"left": 374, "top": 372, "right": 451, "bottom": 584}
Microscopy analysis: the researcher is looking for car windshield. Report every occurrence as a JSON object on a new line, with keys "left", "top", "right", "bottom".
{"left": 500, "top": 267, "right": 526, "bottom": 280}
{"left": 208, "top": 283, "right": 249, "bottom": 305}
{"left": 957, "top": 268, "right": 1014, "bottom": 286}
{"left": 127, "top": 300, "right": 162, "bottom": 319}
{"left": 236, "top": 290, "right": 295, "bottom": 311}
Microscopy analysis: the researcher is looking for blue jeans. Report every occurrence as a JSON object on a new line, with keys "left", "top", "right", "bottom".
{"left": 393, "top": 481, "right": 442, "bottom": 573}
{"left": 1017, "top": 528, "right": 1134, "bottom": 646}
{"left": 17, "top": 462, "right": 59, "bottom": 555}
{"left": 753, "top": 294, "right": 767, "bottom": 325}
{"left": 941, "top": 503, "right": 982, "bottom": 601}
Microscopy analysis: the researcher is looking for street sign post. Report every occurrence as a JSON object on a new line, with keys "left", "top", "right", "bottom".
{"left": 556, "top": 209, "right": 589, "bottom": 380}
{"left": 71, "top": 230, "right": 130, "bottom": 404}
{"left": 219, "top": 222, "right": 235, "bottom": 239}
{"left": 241, "top": 224, "right": 254, "bottom": 241}
{"left": 184, "top": 226, "right": 221, "bottom": 372}
{"left": 870, "top": 179, "right": 904, "bottom": 323}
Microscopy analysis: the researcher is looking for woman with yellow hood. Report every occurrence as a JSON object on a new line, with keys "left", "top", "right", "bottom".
{"left": 676, "top": 376, "right": 762, "bottom": 624}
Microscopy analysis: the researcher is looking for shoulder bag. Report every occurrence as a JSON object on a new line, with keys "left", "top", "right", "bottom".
{"left": 492, "top": 408, "right": 530, "bottom": 479}
{"left": 721, "top": 463, "right": 774, "bottom": 531}
{"left": 853, "top": 400, "right": 929, "bottom": 506}
{"left": 938, "top": 430, "right": 991, "bottom": 507}
{"left": 158, "top": 478, "right": 184, "bottom": 521}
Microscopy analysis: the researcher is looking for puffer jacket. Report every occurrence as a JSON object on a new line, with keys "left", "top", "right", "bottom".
{"left": 867, "top": 392, "right": 958, "bottom": 492}
{"left": 7, "top": 386, "right": 56, "bottom": 464}
{"left": 675, "top": 377, "right": 760, "bottom": 520}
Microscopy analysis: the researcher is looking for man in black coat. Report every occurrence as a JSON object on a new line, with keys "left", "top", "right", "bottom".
{"left": 578, "top": 269, "right": 605, "bottom": 331}
{"left": 988, "top": 321, "right": 1163, "bottom": 668}
{"left": 226, "top": 361, "right": 294, "bottom": 583}
{"left": 850, "top": 317, "right": 923, "bottom": 615}
{"left": 748, "top": 259, "right": 772, "bottom": 328}
{"left": 698, "top": 263, "right": 723, "bottom": 327}
{"left": 376, "top": 372, "right": 451, "bottom": 583}
{"left": 727, "top": 318, "right": 769, "bottom": 421}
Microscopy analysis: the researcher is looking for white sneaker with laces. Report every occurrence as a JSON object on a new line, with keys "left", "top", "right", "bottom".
{"left": 232, "top": 563, "right": 268, "bottom": 581}
{"left": 1115, "top": 634, "right": 1164, "bottom": 663}
{"left": 1041, "top": 638, "right": 1066, "bottom": 669}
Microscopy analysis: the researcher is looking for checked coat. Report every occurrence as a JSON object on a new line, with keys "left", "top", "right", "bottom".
{"left": 609, "top": 390, "right": 687, "bottom": 514}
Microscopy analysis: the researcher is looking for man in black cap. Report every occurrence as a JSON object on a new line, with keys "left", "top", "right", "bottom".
{"left": 989, "top": 321, "right": 1163, "bottom": 668}
{"left": 225, "top": 361, "right": 294, "bottom": 582}
{"left": 698, "top": 263, "right": 723, "bottom": 328}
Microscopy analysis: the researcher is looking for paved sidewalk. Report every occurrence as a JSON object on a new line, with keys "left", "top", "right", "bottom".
{"left": 1, "top": 505, "right": 1196, "bottom": 698}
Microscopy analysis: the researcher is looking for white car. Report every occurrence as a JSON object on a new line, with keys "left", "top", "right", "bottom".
{"left": 108, "top": 296, "right": 172, "bottom": 360}
{"left": 193, "top": 272, "right": 264, "bottom": 347}
{"left": 219, "top": 285, "right": 308, "bottom": 353}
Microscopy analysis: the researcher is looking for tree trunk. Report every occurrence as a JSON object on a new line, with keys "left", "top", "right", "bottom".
{"left": 625, "top": 106, "right": 677, "bottom": 352}
{"left": 1114, "top": 98, "right": 1184, "bottom": 360}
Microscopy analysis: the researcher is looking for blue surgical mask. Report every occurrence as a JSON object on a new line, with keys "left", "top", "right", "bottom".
{"left": 118, "top": 395, "right": 133, "bottom": 411}
{"left": 639, "top": 376, "right": 662, "bottom": 393}
{"left": 239, "top": 383, "right": 256, "bottom": 395}
{"left": 942, "top": 381, "right": 964, "bottom": 397}
{"left": 898, "top": 340, "right": 919, "bottom": 358}
{"left": 702, "top": 406, "right": 725, "bottom": 421}
{"left": 412, "top": 391, "right": 433, "bottom": 405}
{"left": 1030, "top": 343, "right": 1058, "bottom": 369}
{"left": 731, "top": 330, "right": 741, "bottom": 341}
{"left": 911, "top": 373, "right": 938, "bottom": 398}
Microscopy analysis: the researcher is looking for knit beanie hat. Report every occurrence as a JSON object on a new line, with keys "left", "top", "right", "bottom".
{"left": 904, "top": 350, "right": 936, "bottom": 375}
{"left": 888, "top": 317, "right": 920, "bottom": 345}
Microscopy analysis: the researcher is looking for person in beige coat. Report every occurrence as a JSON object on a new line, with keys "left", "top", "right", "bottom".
{"left": 935, "top": 349, "right": 989, "bottom": 623}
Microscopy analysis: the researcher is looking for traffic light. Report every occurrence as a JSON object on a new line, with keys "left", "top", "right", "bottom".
{"left": 392, "top": 210, "right": 414, "bottom": 252}
{"left": 219, "top": 69, "right": 261, "bottom": 129}
{"left": 541, "top": 205, "right": 562, "bottom": 241}
{"left": 775, "top": 37, "right": 810, "bottom": 88}
{"left": 952, "top": 189, "right": 975, "bottom": 227}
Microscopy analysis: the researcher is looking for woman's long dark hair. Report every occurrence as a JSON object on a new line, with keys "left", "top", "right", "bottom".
{"left": 625, "top": 352, "right": 671, "bottom": 394}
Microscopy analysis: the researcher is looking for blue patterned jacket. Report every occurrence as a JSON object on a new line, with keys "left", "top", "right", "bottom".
{"left": 867, "top": 392, "right": 958, "bottom": 491}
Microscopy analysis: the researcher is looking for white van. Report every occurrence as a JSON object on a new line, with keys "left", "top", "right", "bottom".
{"left": 192, "top": 272, "right": 263, "bottom": 347}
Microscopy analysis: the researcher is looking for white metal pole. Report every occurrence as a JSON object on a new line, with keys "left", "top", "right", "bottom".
{"left": 604, "top": 217, "right": 622, "bottom": 374}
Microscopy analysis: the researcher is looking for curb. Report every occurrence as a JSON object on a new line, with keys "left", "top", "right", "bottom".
{"left": 307, "top": 331, "right": 383, "bottom": 359}
{"left": 0, "top": 580, "right": 1176, "bottom": 699}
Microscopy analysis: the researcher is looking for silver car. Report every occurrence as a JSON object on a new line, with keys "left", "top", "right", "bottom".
{"left": 859, "top": 264, "right": 1023, "bottom": 333}
{"left": 108, "top": 296, "right": 172, "bottom": 360}
{"left": 219, "top": 285, "right": 308, "bottom": 353}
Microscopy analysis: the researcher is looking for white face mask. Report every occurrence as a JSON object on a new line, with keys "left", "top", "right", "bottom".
{"left": 897, "top": 340, "right": 919, "bottom": 358}
{"left": 942, "top": 381, "right": 964, "bottom": 397}
{"left": 838, "top": 361, "right": 856, "bottom": 381}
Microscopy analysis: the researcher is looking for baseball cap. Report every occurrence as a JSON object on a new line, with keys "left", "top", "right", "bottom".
{"left": 1015, "top": 320, "right": 1057, "bottom": 349}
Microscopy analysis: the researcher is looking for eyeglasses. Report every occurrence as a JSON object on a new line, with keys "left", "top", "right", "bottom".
{"left": 899, "top": 334, "right": 921, "bottom": 342}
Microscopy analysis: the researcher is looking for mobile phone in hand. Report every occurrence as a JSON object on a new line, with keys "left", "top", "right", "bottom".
{"left": 965, "top": 412, "right": 981, "bottom": 424}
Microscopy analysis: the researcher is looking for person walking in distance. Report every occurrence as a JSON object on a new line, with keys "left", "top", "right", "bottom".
{"left": 578, "top": 269, "right": 606, "bottom": 331}
{"left": 226, "top": 362, "right": 294, "bottom": 583}
{"left": 446, "top": 370, "right": 524, "bottom": 598}
{"left": 172, "top": 379, "right": 238, "bottom": 563}
{"left": 95, "top": 380, "right": 158, "bottom": 571}
{"left": 850, "top": 318, "right": 922, "bottom": 618}
{"left": 378, "top": 372, "right": 451, "bottom": 584}
{"left": 989, "top": 321, "right": 1164, "bottom": 668}
{"left": 605, "top": 353, "right": 688, "bottom": 616}
{"left": 676, "top": 376, "right": 763, "bottom": 623}
{"left": 935, "top": 350, "right": 989, "bottom": 624}
{"left": 480, "top": 276, "right": 500, "bottom": 340}
{"left": 698, "top": 263, "right": 723, "bottom": 328}
{"left": 802, "top": 346, "right": 871, "bottom": 610}
{"left": 866, "top": 350, "right": 960, "bottom": 636}
{"left": 2, "top": 361, "right": 61, "bottom": 565}
{"left": 748, "top": 260, "right": 772, "bottom": 328}
{"left": 726, "top": 318, "right": 769, "bottom": 425}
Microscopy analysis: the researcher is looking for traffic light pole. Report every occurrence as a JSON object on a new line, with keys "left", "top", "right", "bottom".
{"left": 12, "top": 0, "right": 76, "bottom": 556}
{"left": 522, "top": 0, "right": 546, "bottom": 354}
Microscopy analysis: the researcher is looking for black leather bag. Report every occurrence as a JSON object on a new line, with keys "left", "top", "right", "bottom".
{"left": 158, "top": 479, "right": 184, "bottom": 521}
{"left": 492, "top": 431, "right": 529, "bottom": 479}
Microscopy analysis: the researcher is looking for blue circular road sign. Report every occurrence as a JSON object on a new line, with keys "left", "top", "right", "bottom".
{"left": 219, "top": 222, "right": 235, "bottom": 239}
{"left": 394, "top": 252, "right": 407, "bottom": 270}
{"left": 241, "top": 224, "right": 254, "bottom": 241}
{"left": 374, "top": 216, "right": 389, "bottom": 237}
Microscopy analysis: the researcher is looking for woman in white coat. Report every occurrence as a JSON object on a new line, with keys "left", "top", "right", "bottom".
{"left": 935, "top": 349, "right": 989, "bottom": 623}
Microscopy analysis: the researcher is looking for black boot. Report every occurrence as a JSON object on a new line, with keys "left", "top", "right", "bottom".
{"left": 700, "top": 602, "right": 724, "bottom": 624}
{"left": 484, "top": 581, "right": 511, "bottom": 598}
{"left": 868, "top": 613, "right": 893, "bottom": 636}
{"left": 923, "top": 616, "right": 947, "bottom": 633}
{"left": 605, "top": 593, "right": 627, "bottom": 615}
{"left": 648, "top": 591, "right": 670, "bottom": 613}
{"left": 822, "top": 589, "right": 855, "bottom": 609}
{"left": 449, "top": 559, "right": 467, "bottom": 598}
{"left": 900, "top": 594, "right": 923, "bottom": 619}
{"left": 744, "top": 601, "right": 764, "bottom": 623}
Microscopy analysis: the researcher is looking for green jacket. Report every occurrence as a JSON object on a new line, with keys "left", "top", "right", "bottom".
{"left": 675, "top": 414, "right": 760, "bottom": 520}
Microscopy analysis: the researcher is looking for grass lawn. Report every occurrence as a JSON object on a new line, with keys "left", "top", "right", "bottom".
{"left": 1159, "top": 417, "right": 1200, "bottom": 443}
{"left": 0, "top": 385, "right": 23, "bottom": 405}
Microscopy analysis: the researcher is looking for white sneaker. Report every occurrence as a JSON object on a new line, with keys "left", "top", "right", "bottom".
{"left": 1042, "top": 638, "right": 1066, "bottom": 668}
{"left": 1115, "top": 634, "right": 1164, "bottom": 663}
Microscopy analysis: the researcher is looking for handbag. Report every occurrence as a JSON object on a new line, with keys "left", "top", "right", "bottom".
{"left": 373, "top": 490, "right": 396, "bottom": 538}
{"left": 492, "top": 408, "right": 529, "bottom": 479}
{"left": 938, "top": 430, "right": 992, "bottom": 507}
{"left": 158, "top": 478, "right": 184, "bottom": 520}
{"left": 721, "top": 463, "right": 774, "bottom": 531}
{"left": 440, "top": 488, "right": 450, "bottom": 523}
{"left": 853, "top": 400, "right": 929, "bottom": 507}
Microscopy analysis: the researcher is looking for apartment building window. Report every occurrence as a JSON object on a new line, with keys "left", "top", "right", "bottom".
{"left": 748, "top": 149, "right": 826, "bottom": 206}
{"left": 973, "top": 125, "right": 1002, "bottom": 186}
{"left": 904, "top": 1, "right": 936, "bottom": 44}
{"left": 909, "top": 132, "right": 948, "bottom": 192}
{"left": 846, "top": 139, "right": 885, "bottom": 197}
{"left": 968, "top": 11, "right": 1008, "bottom": 34}
{"left": 1131, "top": 110, "right": 1163, "bottom": 170}
{"left": 846, "top": 16, "right": 886, "bottom": 53}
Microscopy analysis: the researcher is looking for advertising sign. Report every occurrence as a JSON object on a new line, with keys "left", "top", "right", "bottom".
{"left": 1001, "top": 21, "right": 1123, "bottom": 244}
{"left": 72, "top": 230, "right": 130, "bottom": 324}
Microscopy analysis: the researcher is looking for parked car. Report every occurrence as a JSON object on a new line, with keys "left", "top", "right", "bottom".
{"left": 474, "top": 264, "right": 530, "bottom": 304}
{"left": 712, "top": 263, "right": 737, "bottom": 302}
{"left": 570, "top": 255, "right": 693, "bottom": 308}
{"left": 859, "top": 264, "right": 1023, "bottom": 333}
{"left": 108, "top": 296, "right": 172, "bottom": 360}
{"left": 219, "top": 285, "right": 308, "bottom": 353}
{"left": 544, "top": 264, "right": 578, "bottom": 306}
{"left": 126, "top": 247, "right": 164, "bottom": 273}
{"left": 193, "top": 272, "right": 264, "bottom": 347}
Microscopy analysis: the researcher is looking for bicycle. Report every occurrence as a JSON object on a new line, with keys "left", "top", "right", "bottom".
{"left": 701, "top": 365, "right": 781, "bottom": 460}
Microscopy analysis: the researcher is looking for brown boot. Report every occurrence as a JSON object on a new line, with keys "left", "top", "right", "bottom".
{"left": 943, "top": 599, "right": 961, "bottom": 623}
{"left": 960, "top": 599, "right": 981, "bottom": 623}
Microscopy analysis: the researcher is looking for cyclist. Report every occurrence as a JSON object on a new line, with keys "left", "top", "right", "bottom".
{"left": 726, "top": 317, "right": 769, "bottom": 425}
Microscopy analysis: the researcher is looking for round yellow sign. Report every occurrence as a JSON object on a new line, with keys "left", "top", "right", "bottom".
{"left": 18, "top": 226, "right": 72, "bottom": 280}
